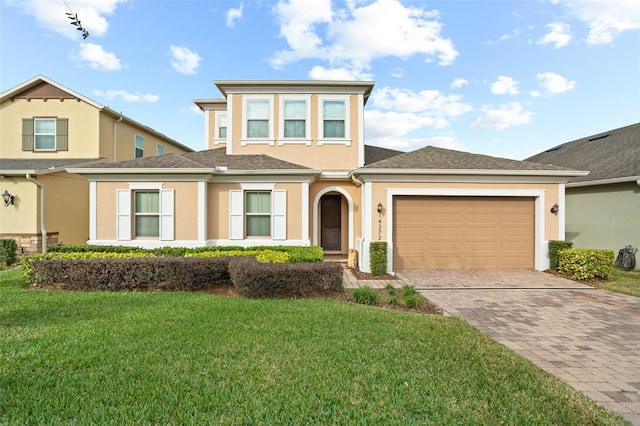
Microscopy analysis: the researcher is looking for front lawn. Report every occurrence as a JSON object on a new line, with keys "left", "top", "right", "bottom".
{"left": 594, "top": 268, "right": 640, "bottom": 297}
{"left": 0, "top": 269, "right": 626, "bottom": 425}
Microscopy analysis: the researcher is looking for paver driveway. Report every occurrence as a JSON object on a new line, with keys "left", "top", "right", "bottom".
{"left": 397, "top": 270, "right": 640, "bottom": 425}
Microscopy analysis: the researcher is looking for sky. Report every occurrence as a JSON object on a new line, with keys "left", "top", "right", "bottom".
{"left": 1, "top": 0, "right": 639, "bottom": 160}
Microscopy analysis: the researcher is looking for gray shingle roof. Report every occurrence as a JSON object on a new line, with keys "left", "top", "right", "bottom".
{"left": 364, "top": 145, "right": 404, "bottom": 165}
{"left": 362, "top": 145, "right": 574, "bottom": 171}
{"left": 525, "top": 122, "right": 640, "bottom": 183}
{"left": 0, "top": 158, "right": 106, "bottom": 174}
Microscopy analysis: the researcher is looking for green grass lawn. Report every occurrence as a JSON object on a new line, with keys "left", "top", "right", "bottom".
{"left": 0, "top": 268, "right": 627, "bottom": 425}
{"left": 596, "top": 268, "right": 640, "bottom": 297}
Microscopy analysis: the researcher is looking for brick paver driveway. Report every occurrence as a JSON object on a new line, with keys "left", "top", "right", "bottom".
{"left": 397, "top": 270, "right": 640, "bottom": 425}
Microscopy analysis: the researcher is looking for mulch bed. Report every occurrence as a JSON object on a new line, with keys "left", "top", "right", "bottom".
{"left": 349, "top": 267, "right": 397, "bottom": 281}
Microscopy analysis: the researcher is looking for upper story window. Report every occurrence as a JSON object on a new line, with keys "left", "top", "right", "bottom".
{"left": 317, "top": 95, "right": 351, "bottom": 145}
{"left": 217, "top": 113, "right": 228, "bottom": 139}
{"left": 156, "top": 144, "right": 164, "bottom": 155}
{"left": 22, "top": 117, "right": 69, "bottom": 152}
{"left": 278, "top": 96, "right": 311, "bottom": 145}
{"left": 241, "top": 95, "right": 274, "bottom": 145}
{"left": 135, "top": 135, "right": 144, "bottom": 158}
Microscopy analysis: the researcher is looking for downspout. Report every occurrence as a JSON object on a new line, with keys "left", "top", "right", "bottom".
{"left": 113, "top": 113, "right": 123, "bottom": 162}
{"left": 351, "top": 174, "right": 362, "bottom": 187}
{"left": 26, "top": 174, "right": 47, "bottom": 253}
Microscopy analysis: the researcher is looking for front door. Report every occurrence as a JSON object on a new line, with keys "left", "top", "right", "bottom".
{"left": 321, "top": 195, "right": 341, "bottom": 251}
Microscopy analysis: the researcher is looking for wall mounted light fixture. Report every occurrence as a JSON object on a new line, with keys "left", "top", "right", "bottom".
{"left": 377, "top": 202, "right": 383, "bottom": 213}
{"left": 550, "top": 203, "right": 559, "bottom": 214}
{"left": 2, "top": 190, "right": 15, "bottom": 207}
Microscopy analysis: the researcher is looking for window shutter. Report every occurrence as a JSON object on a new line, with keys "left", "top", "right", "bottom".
{"left": 56, "top": 118, "right": 68, "bottom": 151}
{"left": 272, "top": 190, "right": 287, "bottom": 240}
{"left": 229, "top": 190, "right": 243, "bottom": 240}
{"left": 22, "top": 118, "right": 34, "bottom": 151}
{"left": 116, "top": 189, "right": 131, "bottom": 240}
{"left": 159, "top": 189, "right": 174, "bottom": 241}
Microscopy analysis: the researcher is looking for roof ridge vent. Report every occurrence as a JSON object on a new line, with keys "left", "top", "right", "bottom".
{"left": 587, "top": 134, "right": 610, "bottom": 141}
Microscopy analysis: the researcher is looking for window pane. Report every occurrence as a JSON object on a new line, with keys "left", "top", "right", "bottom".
{"left": 247, "top": 100, "right": 269, "bottom": 119}
{"left": 135, "top": 135, "right": 144, "bottom": 149}
{"left": 247, "top": 120, "right": 269, "bottom": 138}
{"left": 219, "top": 127, "right": 227, "bottom": 138}
{"left": 246, "top": 216, "right": 270, "bottom": 237}
{"left": 324, "top": 120, "right": 345, "bottom": 138}
{"left": 323, "top": 101, "right": 345, "bottom": 119}
{"left": 246, "top": 192, "right": 270, "bottom": 213}
{"left": 156, "top": 144, "right": 164, "bottom": 155}
{"left": 35, "top": 135, "right": 56, "bottom": 150}
{"left": 135, "top": 216, "right": 160, "bottom": 237}
{"left": 284, "top": 120, "right": 305, "bottom": 138}
{"left": 218, "top": 114, "right": 227, "bottom": 126}
{"left": 35, "top": 119, "right": 56, "bottom": 133}
{"left": 284, "top": 100, "right": 306, "bottom": 118}
{"left": 135, "top": 191, "right": 159, "bottom": 213}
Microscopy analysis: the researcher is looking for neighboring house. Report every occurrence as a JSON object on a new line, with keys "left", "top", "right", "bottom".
{"left": 0, "top": 75, "right": 193, "bottom": 254}
{"left": 68, "top": 80, "right": 586, "bottom": 273}
{"left": 526, "top": 123, "right": 639, "bottom": 267}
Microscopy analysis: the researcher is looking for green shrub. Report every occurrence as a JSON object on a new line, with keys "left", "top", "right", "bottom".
{"left": 229, "top": 257, "right": 343, "bottom": 298}
{"left": 0, "top": 239, "right": 17, "bottom": 266}
{"left": 384, "top": 283, "right": 396, "bottom": 296}
{"left": 246, "top": 245, "right": 324, "bottom": 263}
{"left": 185, "top": 250, "right": 289, "bottom": 263}
{"left": 351, "top": 286, "right": 380, "bottom": 306}
{"left": 369, "top": 242, "right": 387, "bottom": 276}
{"left": 403, "top": 293, "right": 423, "bottom": 309}
{"left": 548, "top": 240, "right": 573, "bottom": 270}
{"left": 558, "top": 248, "right": 615, "bottom": 280}
{"left": 401, "top": 284, "right": 419, "bottom": 299}
{"left": 47, "top": 244, "right": 146, "bottom": 254}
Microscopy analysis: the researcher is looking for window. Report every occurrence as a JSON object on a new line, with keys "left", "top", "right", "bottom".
{"left": 218, "top": 113, "right": 227, "bottom": 139}
{"left": 245, "top": 191, "right": 271, "bottom": 237}
{"left": 247, "top": 100, "right": 269, "bottom": 138}
{"left": 135, "top": 135, "right": 144, "bottom": 158}
{"left": 284, "top": 100, "right": 306, "bottom": 138}
{"left": 156, "top": 144, "right": 164, "bottom": 155}
{"left": 34, "top": 118, "right": 56, "bottom": 150}
{"left": 323, "top": 101, "right": 345, "bottom": 138}
{"left": 134, "top": 191, "right": 160, "bottom": 237}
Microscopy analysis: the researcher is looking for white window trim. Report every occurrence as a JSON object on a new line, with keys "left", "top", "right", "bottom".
{"left": 229, "top": 185, "right": 286, "bottom": 241}
{"left": 214, "top": 111, "right": 228, "bottom": 145}
{"left": 317, "top": 95, "right": 351, "bottom": 146}
{"left": 241, "top": 94, "right": 275, "bottom": 146}
{"left": 278, "top": 95, "right": 312, "bottom": 146}
{"left": 116, "top": 183, "right": 174, "bottom": 242}
{"left": 34, "top": 118, "right": 57, "bottom": 151}
{"left": 156, "top": 144, "right": 164, "bottom": 155}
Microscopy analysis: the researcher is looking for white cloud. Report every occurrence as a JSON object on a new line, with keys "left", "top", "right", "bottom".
{"left": 271, "top": 0, "right": 458, "bottom": 72}
{"left": 370, "top": 87, "right": 472, "bottom": 118}
{"left": 554, "top": 0, "right": 640, "bottom": 45}
{"left": 308, "top": 65, "right": 373, "bottom": 81}
{"left": 486, "top": 28, "right": 522, "bottom": 45}
{"left": 535, "top": 72, "right": 576, "bottom": 95}
{"left": 537, "top": 22, "right": 572, "bottom": 48}
{"left": 9, "top": 0, "right": 124, "bottom": 39}
{"left": 471, "top": 102, "right": 533, "bottom": 130}
{"left": 491, "top": 76, "right": 520, "bottom": 95}
{"left": 94, "top": 89, "right": 159, "bottom": 103}
{"left": 170, "top": 45, "right": 202, "bottom": 75}
{"left": 74, "top": 43, "right": 121, "bottom": 71}
{"left": 451, "top": 78, "right": 468, "bottom": 89}
{"left": 226, "top": 3, "right": 244, "bottom": 28}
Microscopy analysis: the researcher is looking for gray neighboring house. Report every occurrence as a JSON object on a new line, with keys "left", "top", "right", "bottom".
{"left": 526, "top": 122, "right": 640, "bottom": 268}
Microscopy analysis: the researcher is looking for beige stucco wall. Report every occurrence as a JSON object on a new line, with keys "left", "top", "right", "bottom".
{"left": 0, "top": 177, "right": 39, "bottom": 233}
{"left": 369, "top": 181, "right": 561, "bottom": 242}
{"left": 39, "top": 172, "right": 90, "bottom": 244}
{"left": 0, "top": 98, "right": 100, "bottom": 158}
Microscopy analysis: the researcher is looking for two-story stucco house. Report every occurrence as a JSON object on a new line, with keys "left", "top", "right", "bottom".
{"left": 68, "top": 80, "right": 587, "bottom": 273}
{"left": 0, "top": 75, "right": 193, "bottom": 253}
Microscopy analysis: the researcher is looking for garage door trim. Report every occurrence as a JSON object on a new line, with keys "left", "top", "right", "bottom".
{"left": 386, "top": 188, "right": 547, "bottom": 271}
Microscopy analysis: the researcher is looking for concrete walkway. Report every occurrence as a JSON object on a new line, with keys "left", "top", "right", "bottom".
{"left": 343, "top": 268, "right": 640, "bottom": 424}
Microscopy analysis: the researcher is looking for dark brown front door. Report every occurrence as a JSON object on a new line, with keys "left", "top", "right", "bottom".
{"left": 321, "top": 195, "right": 341, "bottom": 251}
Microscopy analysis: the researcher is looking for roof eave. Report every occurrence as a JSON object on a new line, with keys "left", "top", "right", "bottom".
{"left": 67, "top": 167, "right": 215, "bottom": 175}
{"left": 352, "top": 168, "right": 590, "bottom": 177}
{"left": 567, "top": 175, "right": 640, "bottom": 188}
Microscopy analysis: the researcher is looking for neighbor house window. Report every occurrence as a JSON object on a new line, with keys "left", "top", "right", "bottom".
{"left": 322, "top": 100, "right": 345, "bottom": 138}
{"left": 245, "top": 191, "right": 271, "bottom": 237}
{"left": 156, "top": 144, "right": 164, "bottom": 155}
{"left": 135, "top": 135, "right": 144, "bottom": 158}
{"left": 218, "top": 113, "right": 227, "bottom": 139}
{"left": 34, "top": 118, "right": 57, "bottom": 150}
{"left": 134, "top": 191, "right": 160, "bottom": 238}
{"left": 246, "top": 100, "right": 270, "bottom": 138}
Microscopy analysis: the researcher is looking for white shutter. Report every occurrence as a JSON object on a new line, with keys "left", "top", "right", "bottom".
{"left": 160, "top": 189, "right": 174, "bottom": 241}
{"left": 272, "top": 190, "right": 287, "bottom": 240}
{"left": 229, "top": 190, "right": 243, "bottom": 240}
{"left": 116, "top": 189, "right": 131, "bottom": 240}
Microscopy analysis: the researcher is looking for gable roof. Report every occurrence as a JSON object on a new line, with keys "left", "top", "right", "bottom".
{"left": 356, "top": 145, "right": 584, "bottom": 177}
{"left": 525, "top": 122, "right": 640, "bottom": 185}
{"left": 68, "top": 148, "right": 318, "bottom": 176}
{"left": 364, "top": 145, "right": 404, "bottom": 165}
{"left": 0, "top": 158, "right": 107, "bottom": 176}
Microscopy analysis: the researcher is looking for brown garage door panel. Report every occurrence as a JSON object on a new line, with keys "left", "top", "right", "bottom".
{"left": 393, "top": 196, "right": 535, "bottom": 270}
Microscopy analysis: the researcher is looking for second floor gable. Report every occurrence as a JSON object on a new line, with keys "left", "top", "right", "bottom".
{"left": 195, "top": 80, "right": 374, "bottom": 171}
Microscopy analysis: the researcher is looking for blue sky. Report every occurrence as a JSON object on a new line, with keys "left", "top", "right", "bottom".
{"left": 2, "top": 0, "right": 639, "bottom": 159}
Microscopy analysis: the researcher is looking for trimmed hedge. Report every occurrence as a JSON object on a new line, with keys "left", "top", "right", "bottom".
{"left": 229, "top": 257, "right": 343, "bottom": 298}
{"left": 0, "top": 238, "right": 18, "bottom": 266}
{"left": 558, "top": 248, "right": 615, "bottom": 280}
{"left": 548, "top": 240, "right": 573, "bottom": 270}
{"left": 26, "top": 257, "right": 231, "bottom": 291}
{"left": 185, "top": 250, "right": 290, "bottom": 263}
{"left": 369, "top": 242, "right": 387, "bottom": 276}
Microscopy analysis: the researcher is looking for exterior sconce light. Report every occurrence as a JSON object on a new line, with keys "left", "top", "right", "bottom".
{"left": 377, "top": 202, "right": 383, "bottom": 213}
{"left": 2, "top": 190, "right": 15, "bottom": 207}
{"left": 550, "top": 203, "right": 559, "bottom": 214}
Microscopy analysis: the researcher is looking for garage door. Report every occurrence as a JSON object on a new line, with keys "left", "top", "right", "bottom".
{"left": 393, "top": 196, "right": 534, "bottom": 270}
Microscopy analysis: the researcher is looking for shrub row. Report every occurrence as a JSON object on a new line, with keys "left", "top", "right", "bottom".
{"left": 229, "top": 257, "right": 343, "bottom": 298}
{"left": 369, "top": 241, "right": 387, "bottom": 276}
{"left": 558, "top": 248, "right": 614, "bottom": 280}
{"left": 0, "top": 239, "right": 18, "bottom": 266}
{"left": 548, "top": 240, "right": 573, "bottom": 270}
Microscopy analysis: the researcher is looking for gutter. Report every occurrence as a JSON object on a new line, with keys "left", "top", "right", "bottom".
{"left": 26, "top": 173, "right": 46, "bottom": 253}
{"left": 113, "top": 113, "right": 123, "bottom": 162}
{"left": 351, "top": 168, "right": 591, "bottom": 177}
